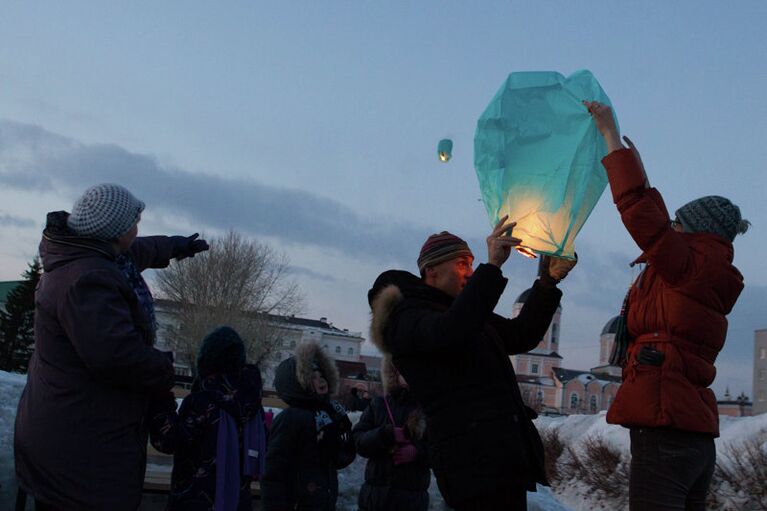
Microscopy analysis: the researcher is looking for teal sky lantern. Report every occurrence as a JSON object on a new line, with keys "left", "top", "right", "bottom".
{"left": 437, "top": 139, "right": 453, "bottom": 162}
{"left": 474, "top": 70, "right": 616, "bottom": 260}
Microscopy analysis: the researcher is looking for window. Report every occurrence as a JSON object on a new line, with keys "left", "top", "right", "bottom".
{"left": 335, "top": 346, "right": 341, "bottom": 354}
{"left": 760, "top": 369, "right": 766, "bottom": 381}
{"left": 531, "top": 363, "right": 539, "bottom": 374}
{"left": 590, "top": 395, "right": 598, "bottom": 413}
{"left": 290, "top": 340, "right": 296, "bottom": 348}
{"left": 551, "top": 323, "right": 558, "bottom": 344}
{"left": 761, "top": 348, "right": 766, "bottom": 359}
{"left": 536, "top": 390, "right": 544, "bottom": 404}
{"left": 323, "top": 344, "right": 329, "bottom": 349}
{"left": 570, "top": 393, "right": 579, "bottom": 409}
{"left": 347, "top": 347, "right": 354, "bottom": 356}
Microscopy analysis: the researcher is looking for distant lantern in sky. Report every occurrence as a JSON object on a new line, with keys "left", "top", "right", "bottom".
{"left": 437, "top": 139, "right": 453, "bottom": 162}
{"left": 474, "top": 70, "right": 615, "bottom": 260}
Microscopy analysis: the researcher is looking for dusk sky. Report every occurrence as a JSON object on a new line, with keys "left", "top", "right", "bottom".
{"left": 1, "top": 1, "right": 765, "bottom": 398}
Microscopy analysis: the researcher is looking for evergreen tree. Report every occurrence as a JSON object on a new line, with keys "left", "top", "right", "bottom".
{"left": 0, "top": 258, "right": 42, "bottom": 372}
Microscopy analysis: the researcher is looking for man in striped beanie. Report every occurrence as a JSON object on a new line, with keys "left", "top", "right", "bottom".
{"left": 416, "top": 231, "right": 475, "bottom": 297}
{"left": 367, "top": 218, "right": 577, "bottom": 510}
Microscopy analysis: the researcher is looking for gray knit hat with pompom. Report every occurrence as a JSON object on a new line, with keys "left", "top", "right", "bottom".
{"left": 675, "top": 195, "right": 750, "bottom": 242}
{"left": 67, "top": 183, "right": 145, "bottom": 240}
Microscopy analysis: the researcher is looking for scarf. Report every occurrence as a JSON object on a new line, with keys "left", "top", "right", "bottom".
{"left": 116, "top": 253, "right": 157, "bottom": 339}
{"left": 215, "top": 408, "right": 267, "bottom": 511}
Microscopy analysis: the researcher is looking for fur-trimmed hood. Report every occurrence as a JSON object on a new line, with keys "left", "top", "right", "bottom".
{"left": 368, "top": 269, "right": 452, "bottom": 356}
{"left": 273, "top": 341, "right": 340, "bottom": 408}
{"left": 295, "top": 341, "right": 339, "bottom": 395}
{"left": 380, "top": 354, "right": 403, "bottom": 395}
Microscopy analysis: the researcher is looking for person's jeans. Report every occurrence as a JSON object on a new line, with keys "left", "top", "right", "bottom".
{"left": 629, "top": 428, "right": 715, "bottom": 511}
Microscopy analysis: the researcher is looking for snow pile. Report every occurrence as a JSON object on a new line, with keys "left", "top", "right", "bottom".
{"left": 535, "top": 412, "right": 767, "bottom": 511}
{"left": 0, "top": 370, "right": 27, "bottom": 506}
{"left": 9, "top": 370, "right": 764, "bottom": 510}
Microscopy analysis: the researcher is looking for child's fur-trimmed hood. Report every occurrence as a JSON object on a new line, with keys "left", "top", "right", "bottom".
{"left": 295, "top": 341, "right": 339, "bottom": 396}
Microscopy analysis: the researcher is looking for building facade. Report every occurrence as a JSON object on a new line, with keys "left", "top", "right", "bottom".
{"left": 717, "top": 388, "right": 753, "bottom": 417}
{"left": 153, "top": 300, "right": 369, "bottom": 393}
{"left": 754, "top": 329, "right": 767, "bottom": 415}
{"left": 511, "top": 288, "right": 623, "bottom": 415}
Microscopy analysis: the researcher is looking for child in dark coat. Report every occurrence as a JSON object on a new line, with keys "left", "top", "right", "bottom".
{"left": 149, "top": 326, "right": 267, "bottom": 511}
{"left": 352, "top": 355, "right": 430, "bottom": 511}
{"left": 261, "top": 342, "right": 356, "bottom": 511}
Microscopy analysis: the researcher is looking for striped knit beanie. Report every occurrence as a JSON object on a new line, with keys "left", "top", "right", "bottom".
{"left": 675, "top": 195, "right": 750, "bottom": 242}
{"left": 67, "top": 183, "right": 145, "bottom": 240}
{"left": 417, "top": 231, "right": 473, "bottom": 274}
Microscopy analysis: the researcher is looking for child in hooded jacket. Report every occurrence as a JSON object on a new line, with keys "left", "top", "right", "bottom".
{"left": 261, "top": 342, "right": 356, "bottom": 511}
{"left": 149, "top": 326, "right": 267, "bottom": 511}
{"left": 352, "top": 355, "right": 430, "bottom": 511}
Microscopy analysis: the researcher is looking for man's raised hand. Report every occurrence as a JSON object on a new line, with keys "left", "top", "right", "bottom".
{"left": 487, "top": 215, "right": 522, "bottom": 269}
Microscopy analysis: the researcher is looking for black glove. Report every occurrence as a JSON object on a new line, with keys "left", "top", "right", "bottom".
{"left": 173, "top": 233, "right": 209, "bottom": 261}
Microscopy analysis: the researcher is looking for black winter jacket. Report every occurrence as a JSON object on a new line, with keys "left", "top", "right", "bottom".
{"left": 353, "top": 388, "right": 430, "bottom": 511}
{"left": 261, "top": 348, "right": 356, "bottom": 511}
{"left": 368, "top": 263, "right": 561, "bottom": 507}
{"left": 14, "top": 212, "right": 181, "bottom": 510}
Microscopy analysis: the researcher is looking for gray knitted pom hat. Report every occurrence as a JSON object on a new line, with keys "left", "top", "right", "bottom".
{"left": 675, "top": 195, "right": 750, "bottom": 242}
{"left": 67, "top": 183, "right": 145, "bottom": 240}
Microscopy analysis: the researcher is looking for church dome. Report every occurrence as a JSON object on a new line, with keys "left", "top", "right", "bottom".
{"left": 514, "top": 288, "right": 562, "bottom": 310}
{"left": 601, "top": 315, "right": 622, "bottom": 335}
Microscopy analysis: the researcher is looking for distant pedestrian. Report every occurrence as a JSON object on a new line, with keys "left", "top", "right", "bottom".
{"left": 14, "top": 183, "right": 209, "bottom": 510}
{"left": 353, "top": 355, "right": 430, "bottom": 511}
{"left": 586, "top": 100, "right": 749, "bottom": 511}
{"left": 261, "top": 342, "right": 356, "bottom": 511}
{"left": 149, "top": 326, "right": 267, "bottom": 511}
{"left": 349, "top": 386, "right": 368, "bottom": 412}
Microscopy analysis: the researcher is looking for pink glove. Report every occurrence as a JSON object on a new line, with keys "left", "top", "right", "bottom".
{"left": 393, "top": 426, "right": 407, "bottom": 444}
{"left": 393, "top": 442, "right": 418, "bottom": 465}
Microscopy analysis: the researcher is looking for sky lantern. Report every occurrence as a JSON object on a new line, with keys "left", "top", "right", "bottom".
{"left": 474, "top": 70, "right": 615, "bottom": 260}
{"left": 437, "top": 138, "right": 453, "bottom": 162}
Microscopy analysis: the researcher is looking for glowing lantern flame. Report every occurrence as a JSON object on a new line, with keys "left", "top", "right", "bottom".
{"left": 437, "top": 139, "right": 453, "bottom": 162}
{"left": 515, "top": 246, "right": 538, "bottom": 258}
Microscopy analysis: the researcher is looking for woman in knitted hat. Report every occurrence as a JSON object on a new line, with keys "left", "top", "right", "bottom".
{"left": 261, "top": 342, "right": 356, "bottom": 511}
{"left": 14, "top": 183, "right": 209, "bottom": 511}
{"left": 148, "top": 326, "right": 267, "bottom": 511}
{"left": 585, "top": 101, "right": 749, "bottom": 511}
{"left": 352, "top": 355, "right": 430, "bottom": 511}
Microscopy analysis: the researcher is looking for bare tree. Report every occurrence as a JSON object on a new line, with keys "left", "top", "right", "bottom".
{"left": 155, "top": 230, "right": 304, "bottom": 374}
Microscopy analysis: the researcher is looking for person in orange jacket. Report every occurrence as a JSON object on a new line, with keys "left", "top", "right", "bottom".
{"left": 585, "top": 100, "right": 750, "bottom": 511}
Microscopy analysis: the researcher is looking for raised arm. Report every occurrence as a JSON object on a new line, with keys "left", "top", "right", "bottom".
{"left": 129, "top": 234, "right": 209, "bottom": 271}
{"left": 488, "top": 278, "right": 562, "bottom": 355}
{"left": 586, "top": 101, "right": 696, "bottom": 285}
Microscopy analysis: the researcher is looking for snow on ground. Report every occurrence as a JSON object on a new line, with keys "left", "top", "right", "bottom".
{"left": 6, "top": 370, "right": 764, "bottom": 510}
{"left": 0, "top": 370, "right": 27, "bottom": 506}
{"left": 534, "top": 411, "right": 767, "bottom": 511}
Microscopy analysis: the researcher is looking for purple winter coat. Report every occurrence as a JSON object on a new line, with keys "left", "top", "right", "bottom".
{"left": 14, "top": 211, "right": 178, "bottom": 510}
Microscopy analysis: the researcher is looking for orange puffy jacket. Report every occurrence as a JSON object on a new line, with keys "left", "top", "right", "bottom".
{"left": 602, "top": 149, "right": 744, "bottom": 436}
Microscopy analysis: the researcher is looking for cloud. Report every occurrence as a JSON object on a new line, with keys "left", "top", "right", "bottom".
{"left": 0, "top": 212, "right": 35, "bottom": 228}
{"left": 287, "top": 265, "right": 339, "bottom": 283}
{"left": 0, "top": 119, "right": 430, "bottom": 266}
